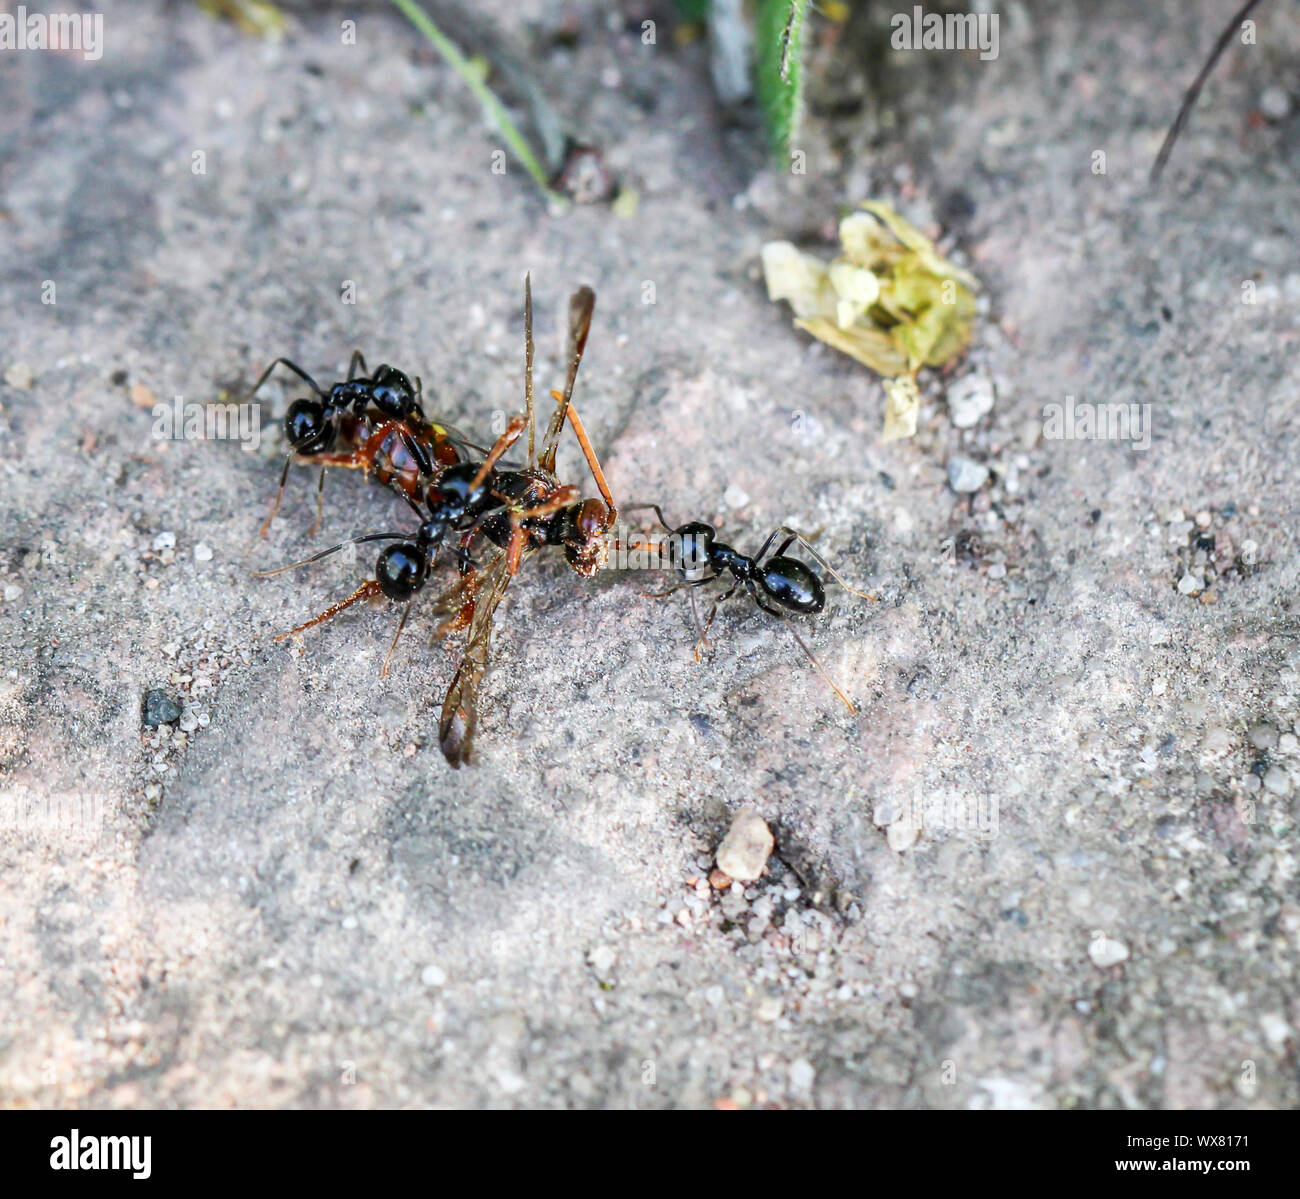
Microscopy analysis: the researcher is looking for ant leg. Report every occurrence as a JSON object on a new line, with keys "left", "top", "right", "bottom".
{"left": 252, "top": 531, "right": 408, "bottom": 578}
{"left": 305, "top": 467, "right": 326, "bottom": 538}
{"left": 693, "top": 580, "right": 740, "bottom": 661}
{"left": 275, "top": 579, "right": 382, "bottom": 644}
{"left": 247, "top": 357, "right": 324, "bottom": 400}
{"left": 347, "top": 351, "right": 369, "bottom": 381}
{"left": 756, "top": 526, "right": 875, "bottom": 600}
{"left": 380, "top": 601, "right": 414, "bottom": 677}
{"left": 255, "top": 453, "right": 294, "bottom": 540}
{"left": 746, "top": 584, "right": 856, "bottom": 714}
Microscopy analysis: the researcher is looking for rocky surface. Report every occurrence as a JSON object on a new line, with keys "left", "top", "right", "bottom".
{"left": 1, "top": 0, "right": 1297, "bottom": 1108}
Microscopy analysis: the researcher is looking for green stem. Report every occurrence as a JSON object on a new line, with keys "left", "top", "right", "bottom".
{"left": 389, "top": 0, "right": 562, "bottom": 204}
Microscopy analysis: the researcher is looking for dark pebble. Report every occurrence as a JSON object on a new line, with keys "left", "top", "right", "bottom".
{"left": 689, "top": 712, "right": 713, "bottom": 738}
{"left": 143, "top": 689, "right": 182, "bottom": 728}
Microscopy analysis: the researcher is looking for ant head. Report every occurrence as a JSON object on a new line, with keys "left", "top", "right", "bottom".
{"left": 284, "top": 397, "right": 334, "bottom": 454}
{"left": 370, "top": 366, "right": 417, "bottom": 420}
{"left": 759, "top": 555, "right": 825, "bottom": 614}
{"left": 375, "top": 542, "right": 429, "bottom": 600}
{"left": 563, "top": 498, "right": 613, "bottom": 578}
{"left": 670, "top": 521, "right": 715, "bottom": 582}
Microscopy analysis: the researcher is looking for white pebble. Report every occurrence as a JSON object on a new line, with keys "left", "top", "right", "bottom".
{"left": 1089, "top": 934, "right": 1130, "bottom": 968}
{"left": 716, "top": 806, "right": 775, "bottom": 881}
{"left": 151, "top": 531, "right": 176, "bottom": 551}
{"left": 193, "top": 543, "right": 213, "bottom": 562}
{"left": 723, "top": 484, "right": 750, "bottom": 509}
{"left": 947, "top": 456, "right": 989, "bottom": 493}
{"left": 1177, "top": 573, "right": 1203, "bottom": 596}
{"left": 420, "top": 964, "right": 447, "bottom": 987}
{"left": 1259, "top": 85, "right": 1292, "bottom": 121}
{"left": 946, "top": 374, "right": 995, "bottom": 428}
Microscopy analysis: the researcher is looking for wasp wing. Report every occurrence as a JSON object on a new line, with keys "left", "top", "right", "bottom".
{"left": 538, "top": 286, "right": 595, "bottom": 474}
{"left": 433, "top": 548, "right": 515, "bottom": 768}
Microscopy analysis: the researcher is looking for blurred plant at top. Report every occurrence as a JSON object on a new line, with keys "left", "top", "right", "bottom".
{"left": 762, "top": 202, "right": 979, "bottom": 440}
{"left": 678, "top": 0, "right": 851, "bottom": 159}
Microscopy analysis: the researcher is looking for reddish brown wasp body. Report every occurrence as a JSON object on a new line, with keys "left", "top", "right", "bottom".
{"left": 257, "top": 278, "right": 618, "bottom": 768}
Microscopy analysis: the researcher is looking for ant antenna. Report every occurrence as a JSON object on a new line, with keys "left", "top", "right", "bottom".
{"left": 246, "top": 357, "right": 325, "bottom": 401}
{"left": 619, "top": 502, "right": 675, "bottom": 533}
{"left": 251, "top": 531, "right": 407, "bottom": 578}
{"left": 1151, "top": 0, "right": 1266, "bottom": 183}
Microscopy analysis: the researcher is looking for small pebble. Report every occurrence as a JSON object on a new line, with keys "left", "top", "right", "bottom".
{"left": 419, "top": 964, "right": 447, "bottom": 987}
{"left": 946, "top": 374, "right": 995, "bottom": 428}
{"left": 1177, "top": 573, "right": 1203, "bottom": 596}
{"left": 4, "top": 363, "right": 34, "bottom": 390}
{"left": 755, "top": 996, "right": 783, "bottom": 1022}
{"left": 708, "top": 868, "right": 733, "bottom": 889}
{"left": 179, "top": 710, "right": 199, "bottom": 733}
{"left": 587, "top": 945, "right": 616, "bottom": 979}
{"left": 1262, "top": 766, "right": 1290, "bottom": 796}
{"left": 1247, "top": 722, "right": 1279, "bottom": 751}
{"left": 3, "top": 584, "right": 21, "bottom": 602}
{"left": 1088, "top": 935, "right": 1130, "bottom": 968}
{"left": 193, "top": 543, "right": 213, "bottom": 562}
{"left": 151, "top": 531, "right": 176, "bottom": 552}
{"left": 788, "top": 1059, "right": 815, "bottom": 1093}
{"left": 715, "top": 806, "right": 775, "bottom": 881}
{"left": 723, "top": 484, "right": 750, "bottom": 509}
{"left": 1259, "top": 85, "right": 1292, "bottom": 121}
{"left": 142, "top": 689, "right": 182, "bottom": 728}
{"left": 947, "top": 455, "right": 989, "bottom": 493}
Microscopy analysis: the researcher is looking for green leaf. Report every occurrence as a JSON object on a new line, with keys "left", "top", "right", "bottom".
{"left": 754, "top": 0, "right": 808, "bottom": 160}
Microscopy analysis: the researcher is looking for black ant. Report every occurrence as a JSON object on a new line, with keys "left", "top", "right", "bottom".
{"left": 247, "top": 351, "right": 468, "bottom": 537}
{"left": 621, "top": 506, "right": 874, "bottom": 713}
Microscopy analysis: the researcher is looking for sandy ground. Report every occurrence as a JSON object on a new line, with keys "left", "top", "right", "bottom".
{"left": 1, "top": 0, "right": 1297, "bottom": 1108}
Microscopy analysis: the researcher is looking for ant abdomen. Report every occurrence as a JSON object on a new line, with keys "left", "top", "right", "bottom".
{"left": 759, "top": 556, "right": 825, "bottom": 614}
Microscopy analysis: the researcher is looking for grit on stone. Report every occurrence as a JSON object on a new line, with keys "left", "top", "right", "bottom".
{"left": 0, "top": 1, "right": 1297, "bottom": 1109}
